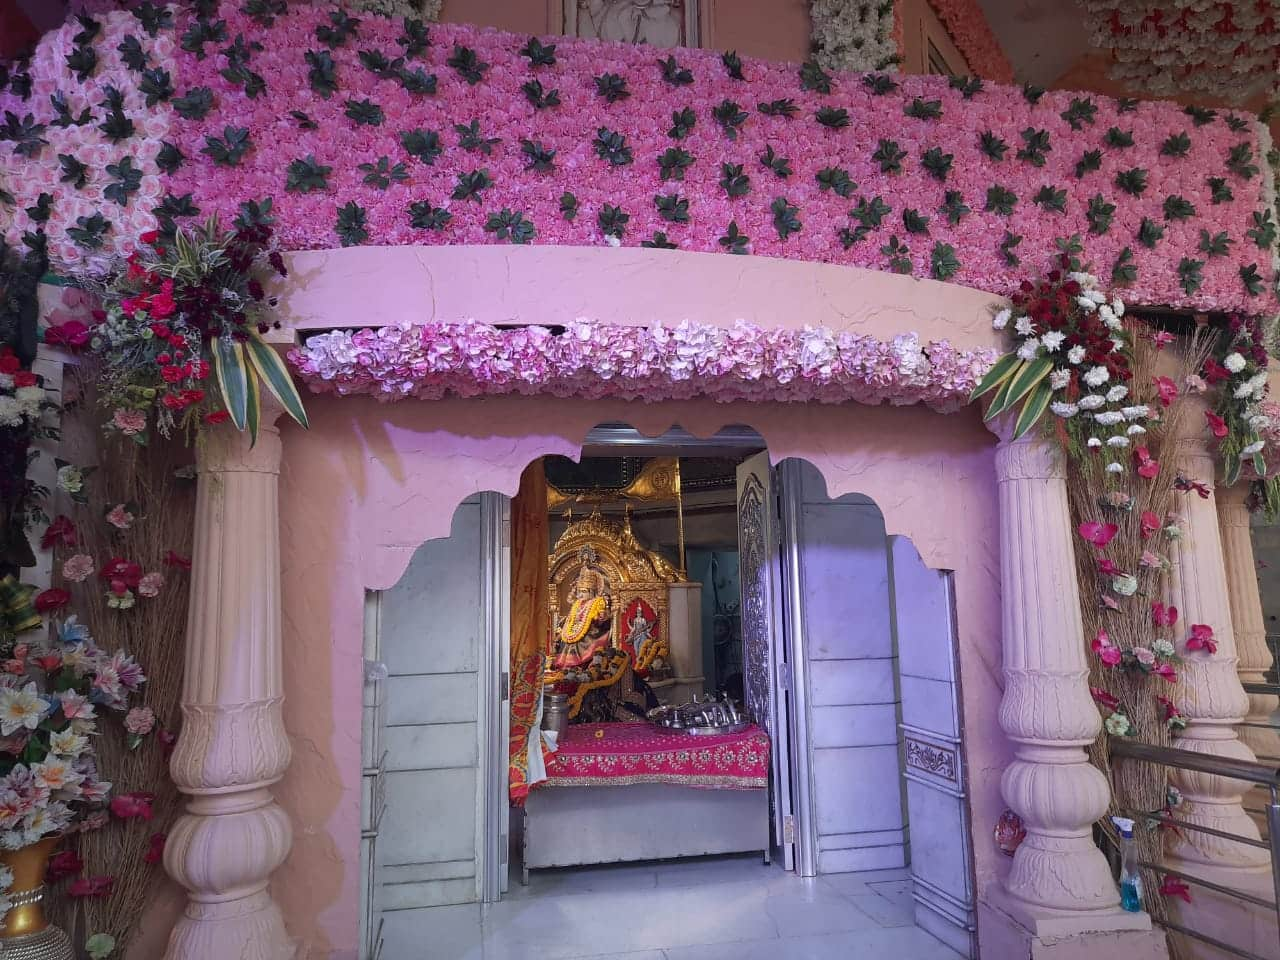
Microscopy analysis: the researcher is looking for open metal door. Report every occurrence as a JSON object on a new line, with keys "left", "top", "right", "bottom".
{"left": 736, "top": 452, "right": 795, "bottom": 871}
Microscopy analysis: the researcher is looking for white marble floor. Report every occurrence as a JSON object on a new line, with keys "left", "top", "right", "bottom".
{"left": 378, "top": 855, "right": 963, "bottom": 960}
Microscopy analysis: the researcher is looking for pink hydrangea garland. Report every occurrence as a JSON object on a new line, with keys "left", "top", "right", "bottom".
{"left": 289, "top": 320, "right": 997, "bottom": 412}
{"left": 922, "top": 0, "right": 1014, "bottom": 83}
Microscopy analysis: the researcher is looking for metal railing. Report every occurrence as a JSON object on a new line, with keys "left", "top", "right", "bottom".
{"left": 1108, "top": 738, "right": 1280, "bottom": 960}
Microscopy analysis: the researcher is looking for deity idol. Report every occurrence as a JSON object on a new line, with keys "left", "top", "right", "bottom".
{"left": 551, "top": 552, "right": 613, "bottom": 672}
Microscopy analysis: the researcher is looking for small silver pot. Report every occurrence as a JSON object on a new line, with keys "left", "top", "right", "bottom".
{"left": 542, "top": 693, "right": 569, "bottom": 739}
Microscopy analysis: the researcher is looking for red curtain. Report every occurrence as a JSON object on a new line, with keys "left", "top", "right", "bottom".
{"left": 508, "top": 460, "right": 549, "bottom": 804}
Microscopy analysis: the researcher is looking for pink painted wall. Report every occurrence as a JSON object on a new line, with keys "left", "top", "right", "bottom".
{"left": 265, "top": 246, "right": 1013, "bottom": 958}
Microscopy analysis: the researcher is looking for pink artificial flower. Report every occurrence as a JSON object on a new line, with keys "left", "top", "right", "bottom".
{"left": 1134, "top": 447, "right": 1160, "bottom": 479}
{"left": 163, "top": 551, "right": 191, "bottom": 571}
{"left": 43, "top": 321, "right": 90, "bottom": 349}
{"left": 1160, "top": 875, "right": 1192, "bottom": 903}
{"left": 40, "top": 516, "right": 76, "bottom": 550}
{"left": 1154, "top": 662, "right": 1178, "bottom": 683}
{"left": 112, "top": 409, "right": 147, "bottom": 436}
{"left": 105, "top": 504, "right": 135, "bottom": 530}
{"left": 1140, "top": 511, "right": 1161, "bottom": 539}
{"left": 124, "top": 706, "right": 155, "bottom": 736}
{"left": 1205, "top": 411, "right": 1229, "bottom": 438}
{"left": 1184, "top": 374, "right": 1208, "bottom": 394}
{"left": 137, "top": 572, "right": 164, "bottom": 599}
{"left": 1099, "top": 558, "right": 1121, "bottom": 576}
{"left": 1186, "top": 624, "right": 1217, "bottom": 655}
{"left": 1101, "top": 595, "right": 1121, "bottom": 611}
{"left": 110, "top": 791, "right": 154, "bottom": 821}
{"left": 1153, "top": 376, "right": 1178, "bottom": 407}
{"left": 1174, "top": 476, "right": 1212, "bottom": 499}
{"left": 1089, "top": 686, "right": 1120, "bottom": 711}
{"left": 67, "top": 875, "right": 113, "bottom": 898}
{"left": 1091, "top": 630, "right": 1122, "bottom": 667}
{"left": 143, "top": 832, "right": 166, "bottom": 865}
{"left": 34, "top": 589, "right": 70, "bottom": 613}
{"left": 158, "top": 728, "right": 177, "bottom": 759}
{"left": 1078, "top": 521, "right": 1119, "bottom": 548}
{"left": 1156, "top": 696, "right": 1181, "bottom": 722}
{"left": 1148, "top": 331, "right": 1176, "bottom": 350}
{"left": 46, "top": 849, "right": 83, "bottom": 883}
{"left": 1140, "top": 550, "right": 1164, "bottom": 569}
{"left": 62, "top": 554, "right": 95, "bottom": 583}
{"left": 1133, "top": 647, "right": 1156, "bottom": 666}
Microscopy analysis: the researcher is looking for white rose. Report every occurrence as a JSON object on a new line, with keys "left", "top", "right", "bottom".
{"left": 1106, "top": 462, "right": 1126, "bottom": 475}
{"left": 1095, "top": 411, "right": 1125, "bottom": 426}
{"left": 1014, "top": 317, "right": 1035, "bottom": 337}
{"left": 1051, "top": 402, "right": 1079, "bottom": 418}
{"left": 1106, "top": 385, "right": 1129, "bottom": 403}
{"left": 56, "top": 465, "right": 83, "bottom": 495}
{"left": 992, "top": 308, "right": 1012, "bottom": 330}
{"left": 1085, "top": 289, "right": 1107, "bottom": 304}
{"left": 1016, "top": 339, "right": 1041, "bottom": 361}
{"left": 1049, "top": 369, "right": 1072, "bottom": 390}
{"left": 1087, "top": 437, "right": 1103, "bottom": 448}
{"left": 1076, "top": 296, "right": 1098, "bottom": 312}
{"left": 1079, "top": 394, "right": 1107, "bottom": 410}
{"left": 1111, "top": 298, "right": 1125, "bottom": 317}
{"left": 1042, "top": 331, "right": 1066, "bottom": 352}
{"left": 1122, "top": 405, "right": 1150, "bottom": 420}
{"left": 1083, "top": 366, "right": 1110, "bottom": 387}
{"left": 1067, "top": 345, "right": 1087, "bottom": 365}
{"left": 1107, "top": 436, "right": 1131, "bottom": 447}
{"left": 1224, "top": 352, "right": 1247, "bottom": 373}
{"left": 1127, "top": 424, "right": 1147, "bottom": 435}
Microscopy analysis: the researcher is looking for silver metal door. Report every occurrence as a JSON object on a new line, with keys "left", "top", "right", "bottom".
{"left": 736, "top": 452, "right": 795, "bottom": 871}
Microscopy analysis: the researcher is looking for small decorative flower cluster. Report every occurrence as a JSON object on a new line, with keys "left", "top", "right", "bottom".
{"left": 0, "top": 347, "right": 45, "bottom": 430}
{"left": 809, "top": 0, "right": 898, "bottom": 74}
{"left": 290, "top": 319, "right": 997, "bottom": 411}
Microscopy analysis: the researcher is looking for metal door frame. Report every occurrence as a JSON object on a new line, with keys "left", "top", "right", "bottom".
{"left": 479, "top": 493, "right": 511, "bottom": 902}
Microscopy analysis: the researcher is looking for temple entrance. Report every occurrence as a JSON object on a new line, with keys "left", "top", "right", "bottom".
{"left": 361, "top": 426, "right": 977, "bottom": 959}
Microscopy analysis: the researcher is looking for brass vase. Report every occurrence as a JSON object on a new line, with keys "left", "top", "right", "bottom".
{"left": 0, "top": 837, "right": 74, "bottom": 959}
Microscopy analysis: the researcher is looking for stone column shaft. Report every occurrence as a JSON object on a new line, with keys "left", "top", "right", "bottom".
{"left": 162, "top": 419, "right": 295, "bottom": 960}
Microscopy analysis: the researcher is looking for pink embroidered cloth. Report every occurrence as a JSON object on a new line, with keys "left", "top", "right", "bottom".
{"left": 542, "top": 722, "right": 770, "bottom": 790}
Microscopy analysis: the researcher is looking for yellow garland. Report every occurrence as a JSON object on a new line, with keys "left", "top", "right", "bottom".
{"left": 558, "top": 595, "right": 607, "bottom": 646}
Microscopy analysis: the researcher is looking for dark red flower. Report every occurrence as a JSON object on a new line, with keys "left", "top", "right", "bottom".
{"left": 68, "top": 875, "right": 114, "bottom": 898}
{"left": 139, "top": 230, "right": 159, "bottom": 245}
{"left": 160, "top": 365, "right": 184, "bottom": 384}
{"left": 100, "top": 558, "right": 142, "bottom": 588}
{"left": 163, "top": 551, "right": 191, "bottom": 570}
{"left": 158, "top": 728, "right": 177, "bottom": 759}
{"left": 1204, "top": 411, "right": 1229, "bottom": 439}
{"left": 12, "top": 370, "right": 36, "bottom": 388}
{"left": 143, "top": 832, "right": 166, "bottom": 865}
{"left": 203, "top": 410, "right": 231, "bottom": 425}
{"left": 43, "top": 321, "right": 90, "bottom": 349}
{"left": 110, "top": 791, "right": 154, "bottom": 821}
{"left": 46, "top": 849, "right": 84, "bottom": 883}
{"left": 41, "top": 516, "right": 76, "bottom": 550}
{"left": 1160, "top": 875, "right": 1192, "bottom": 903}
{"left": 34, "top": 588, "right": 70, "bottom": 613}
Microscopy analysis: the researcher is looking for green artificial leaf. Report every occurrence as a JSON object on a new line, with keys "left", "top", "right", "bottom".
{"left": 407, "top": 201, "right": 451, "bottom": 231}
{"left": 713, "top": 99, "right": 749, "bottom": 139}
{"left": 452, "top": 169, "right": 493, "bottom": 203}
{"left": 815, "top": 166, "right": 855, "bottom": 197}
{"left": 316, "top": 9, "right": 360, "bottom": 49}
{"left": 66, "top": 44, "right": 98, "bottom": 82}
{"left": 49, "top": 92, "right": 92, "bottom": 128}
{"left": 398, "top": 18, "right": 432, "bottom": 60}
{"left": 758, "top": 98, "right": 798, "bottom": 118}
{"left": 594, "top": 72, "right": 630, "bottom": 103}
{"left": 242, "top": 0, "right": 287, "bottom": 27}
{"left": 344, "top": 98, "right": 383, "bottom": 126}
{"left": 1224, "top": 114, "right": 1249, "bottom": 132}
{"left": 447, "top": 45, "right": 489, "bottom": 84}
{"left": 852, "top": 196, "right": 891, "bottom": 229}
{"left": 559, "top": 192, "right": 578, "bottom": 221}
{"left": 85, "top": 931, "right": 115, "bottom": 960}
{"left": 881, "top": 235, "right": 912, "bottom": 274}
{"left": 598, "top": 203, "right": 629, "bottom": 238}
{"left": 800, "top": 60, "right": 833, "bottom": 93}
{"left": 233, "top": 197, "right": 273, "bottom": 229}
{"left": 719, "top": 162, "right": 751, "bottom": 198}
{"left": 180, "top": 17, "right": 227, "bottom": 60}
{"left": 154, "top": 192, "right": 200, "bottom": 233}
{"left": 873, "top": 139, "right": 907, "bottom": 174}
{"left": 941, "top": 190, "right": 970, "bottom": 226}
{"left": 335, "top": 201, "right": 368, "bottom": 247}
{"left": 519, "top": 138, "right": 556, "bottom": 173}
{"left": 668, "top": 106, "right": 696, "bottom": 139}
{"left": 173, "top": 86, "right": 214, "bottom": 119}
{"left": 1, "top": 111, "right": 47, "bottom": 157}
{"left": 305, "top": 50, "right": 338, "bottom": 99}
{"left": 522, "top": 79, "right": 560, "bottom": 110}
{"left": 1207, "top": 177, "right": 1234, "bottom": 204}
{"left": 970, "top": 352, "right": 1021, "bottom": 401}
{"left": 1117, "top": 97, "right": 1139, "bottom": 113}
{"left": 1016, "top": 127, "right": 1051, "bottom": 166}
{"left": 1012, "top": 380, "right": 1053, "bottom": 439}
{"left": 1246, "top": 209, "right": 1277, "bottom": 248}
{"left": 399, "top": 64, "right": 441, "bottom": 98}
{"left": 132, "top": 1, "right": 173, "bottom": 35}
{"left": 990, "top": 357, "right": 1053, "bottom": 419}
{"left": 154, "top": 141, "right": 183, "bottom": 174}
{"left": 904, "top": 97, "right": 943, "bottom": 121}
{"left": 1033, "top": 185, "right": 1067, "bottom": 213}
{"left": 999, "top": 229, "right": 1022, "bottom": 266}
{"left": 212, "top": 335, "right": 249, "bottom": 431}
{"left": 1021, "top": 82, "right": 1045, "bottom": 104}
{"left": 921, "top": 147, "right": 953, "bottom": 182}
{"left": 104, "top": 156, "right": 142, "bottom": 207}
{"left": 658, "top": 55, "right": 692, "bottom": 85}
{"left": 222, "top": 33, "right": 263, "bottom": 69}
{"left": 863, "top": 74, "right": 898, "bottom": 95}
{"left": 1114, "top": 168, "right": 1148, "bottom": 197}
{"left": 7, "top": 69, "right": 30, "bottom": 100}
{"left": 1104, "top": 127, "right": 1134, "bottom": 148}
{"left": 202, "top": 126, "right": 251, "bottom": 166}
{"left": 759, "top": 145, "right": 792, "bottom": 178}
{"left": 1061, "top": 97, "right": 1097, "bottom": 130}
{"left": 1163, "top": 195, "right": 1195, "bottom": 221}
{"left": 1112, "top": 246, "right": 1137, "bottom": 285}
{"left": 985, "top": 185, "right": 1017, "bottom": 216}
{"left": 67, "top": 213, "right": 110, "bottom": 249}
{"left": 771, "top": 196, "right": 802, "bottom": 240}
{"left": 1177, "top": 257, "right": 1204, "bottom": 294}
{"left": 815, "top": 106, "right": 850, "bottom": 129}
{"left": 1074, "top": 149, "right": 1102, "bottom": 178}
{"left": 1161, "top": 132, "right": 1191, "bottom": 157}
{"left": 950, "top": 76, "right": 982, "bottom": 99}
{"left": 358, "top": 155, "right": 410, "bottom": 189}
{"left": 139, "top": 67, "right": 173, "bottom": 106}
{"left": 455, "top": 118, "right": 500, "bottom": 154}
{"left": 718, "top": 221, "right": 749, "bottom": 254}
{"left": 1054, "top": 233, "right": 1085, "bottom": 269}
{"left": 285, "top": 155, "right": 332, "bottom": 193}
{"left": 1184, "top": 105, "right": 1217, "bottom": 126}
{"left": 245, "top": 332, "right": 308, "bottom": 431}
{"left": 400, "top": 129, "right": 442, "bottom": 165}
{"left": 979, "top": 131, "right": 1008, "bottom": 161}
{"left": 1198, "top": 229, "right": 1232, "bottom": 258}
{"left": 24, "top": 192, "right": 51, "bottom": 224}
{"left": 930, "top": 242, "right": 960, "bottom": 281}
{"left": 290, "top": 110, "right": 317, "bottom": 130}
{"left": 1227, "top": 142, "right": 1259, "bottom": 179}
{"left": 1241, "top": 263, "right": 1265, "bottom": 296}
{"left": 1137, "top": 217, "right": 1164, "bottom": 249}
{"left": 641, "top": 231, "right": 679, "bottom": 249}
{"left": 357, "top": 48, "right": 395, "bottom": 78}
{"left": 484, "top": 208, "right": 535, "bottom": 244}
{"left": 902, "top": 208, "right": 930, "bottom": 235}
{"left": 721, "top": 50, "right": 744, "bottom": 80}
{"left": 655, "top": 193, "right": 689, "bottom": 223}
{"left": 117, "top": 34, "right": 148, "bottom": 71}
{"left": 657, "top": 147, "right": 694, "bottom": 181}
{"left": 593, "top": 127, "right": 633, "bottom": 166}
{"left": 58, "top": 153, "right": 88, "bottom": 189}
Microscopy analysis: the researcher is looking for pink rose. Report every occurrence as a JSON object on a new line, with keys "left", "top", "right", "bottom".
{"left": 124, "top": 706, "right": 155, "bottom": 736}
{"left": 137, "top": 572, "right": 164, "bottom": 599}
{"left": 1099, "top": 646, "right": 1123, "bottom": 667}
{"left": 106, "top": 504, "right": 134, "bottom": 530}
{"left": 1133, "top": 647, "right": 1156, "bottom": 667}
{"left": 112, "top": 409, "right": 147, "bottom": 436}
{"left": 61, "top": 554, "right": 95, "bottom": 583}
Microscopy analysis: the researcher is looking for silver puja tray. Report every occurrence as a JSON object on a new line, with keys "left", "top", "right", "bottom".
{"left": 648, "top": 694, "right": 751, "bottom": 736}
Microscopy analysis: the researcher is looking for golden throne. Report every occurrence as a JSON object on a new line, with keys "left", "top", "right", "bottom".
{"left": 546, "top": 512, "right": 681, "bottom": 718}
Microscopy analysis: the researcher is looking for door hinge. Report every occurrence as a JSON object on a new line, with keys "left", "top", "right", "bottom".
{"left": 499, "top": 672, "right": 509, "bottom": 701}
{"left": 776, "top": 661, "right": 792, "bottom": 694}
{"left": 783, "top": 815, "right": 796, "bottom": 844}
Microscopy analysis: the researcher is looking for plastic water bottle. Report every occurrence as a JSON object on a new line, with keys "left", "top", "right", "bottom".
{"left": 1112, "top": 816, "right": 1143, "bottom": 912}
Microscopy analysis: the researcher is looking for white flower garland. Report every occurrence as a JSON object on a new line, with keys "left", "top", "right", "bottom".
{"left": 339, "top": 0, "right": 442, "bottom": 20}
{"left": 809, "top": 0, "right": 898, "bottom": 74}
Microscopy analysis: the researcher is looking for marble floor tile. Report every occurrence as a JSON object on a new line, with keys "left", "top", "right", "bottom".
{"left": 660, "top": 925, "right": 963, "bottom": 960}
{"left": 819, "top": 866, "right": 912, "bottom": 897}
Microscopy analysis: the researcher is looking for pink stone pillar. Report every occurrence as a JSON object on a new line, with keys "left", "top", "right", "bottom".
{"left": 1217, "top": 482, "right": 1280, "bottom": 780}
{"left": 162, "top": 414, "right": 295, "bottom": 960}
{"left": 988, "top": 427, "right": 1153, "bottom": 944}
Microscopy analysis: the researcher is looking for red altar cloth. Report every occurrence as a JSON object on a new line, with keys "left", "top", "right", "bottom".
{"left": 542, "top": 722, "right": 770, "bottom": 790}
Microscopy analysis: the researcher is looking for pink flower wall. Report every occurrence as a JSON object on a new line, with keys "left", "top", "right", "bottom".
{"left": 1, "top": 4, "right": 1277, "bottom": 316}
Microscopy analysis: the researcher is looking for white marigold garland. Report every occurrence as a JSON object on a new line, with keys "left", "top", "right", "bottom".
{"left": 809, "top": 0, "right": 898, "bottom": 74}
